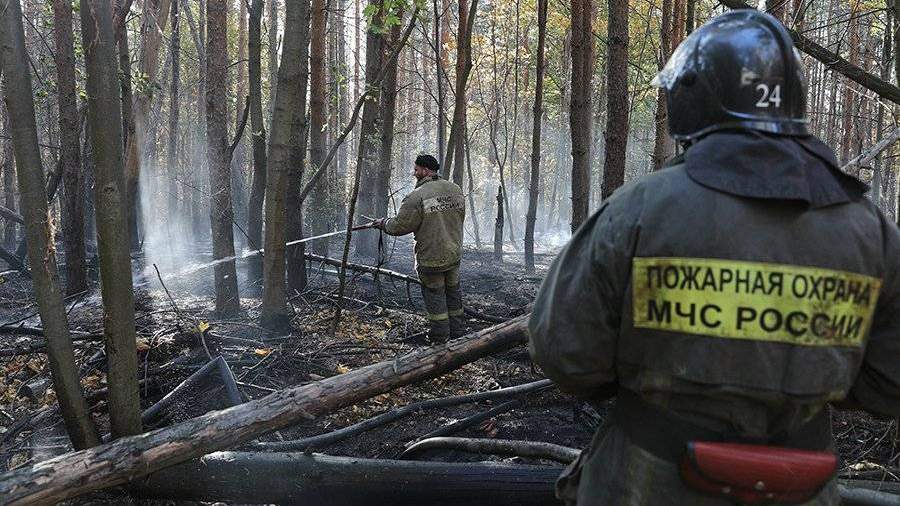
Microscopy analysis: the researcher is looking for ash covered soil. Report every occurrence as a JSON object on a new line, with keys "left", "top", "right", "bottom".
{"left": 0, "top": 235, "right": 896, "bottom": 504}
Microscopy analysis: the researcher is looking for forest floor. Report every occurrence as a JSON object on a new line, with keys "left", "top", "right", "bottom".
{"left": 0, "top": 234, "right": 897, "bottom": 504}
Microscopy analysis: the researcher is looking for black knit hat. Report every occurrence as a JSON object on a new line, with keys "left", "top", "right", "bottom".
{"left": 415, "top": 154, "right": 440, "bottom": 173}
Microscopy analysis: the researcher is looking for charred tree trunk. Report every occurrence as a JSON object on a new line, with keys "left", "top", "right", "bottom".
{"left": 601, "top": 0, "right": 629, "bottom": 201}
{"left": 52, "top": 0, "right": 87, "bottom": 294}
{"left": 569, "top": 0, "right": 593, "bottom": 232}
{"left": 206, "top": 0, "right": 241, "bottom": 316}
{"left": 247, "top": 0, "right": 267, "bottom": 280}
{"left": 261, "top": 0, "right": 311, "bottom": 329}
{"left": 524, "top": 0, "right": 547, "bottom": 274}
{"left": 0, "top": 316, "right": 528, "bottom": 504}
{"left": 308, "top": 0, "right": 331, "bottom": 255}
{"left": 0, "top": 0, "right": 100, "bottom": 450}
{"left": 137, "top": 452, "right": 560, "bottom": 505}
{"left": 80, "top": 0, "right": 143, "bottom": 439}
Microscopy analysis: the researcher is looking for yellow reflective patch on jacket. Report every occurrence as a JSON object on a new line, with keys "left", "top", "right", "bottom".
{"left": 632, "top": 257, "right": 881, "bottom": 347}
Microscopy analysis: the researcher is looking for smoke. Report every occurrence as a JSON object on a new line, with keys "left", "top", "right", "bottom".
{"left": 138, "top": 133, "right": 214, "bottom": 293}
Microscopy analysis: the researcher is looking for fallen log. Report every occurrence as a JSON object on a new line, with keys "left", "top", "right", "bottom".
{"left": 0, "top": 315, "right": 529, "bottom": 504}
{"left": 133, "top": 451, "right": 900, "bottom": 506}
{"left": 253, "top": 379, "right": 553, "bottom": 451}
{"left": 305, "top": 252, "right": 509, "bottom": 322}
{"left": 134, "top": 451, "right": 561, "bottom": 505}
{"left": 402, "top": 437, "right": 581, "bottom": 464}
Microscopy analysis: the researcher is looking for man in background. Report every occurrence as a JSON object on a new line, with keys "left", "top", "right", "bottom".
{"left": 374, "top": 154, "right": 466, "bottom": 341}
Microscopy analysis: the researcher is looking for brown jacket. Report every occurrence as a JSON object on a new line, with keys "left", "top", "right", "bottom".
{"left": 384, "top": 175, "right": 465, "bottom": 271}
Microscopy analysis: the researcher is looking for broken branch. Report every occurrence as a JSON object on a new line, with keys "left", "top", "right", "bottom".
{"left": 401, "top": 437, "right": 581, "bottom": 464}
{"left": 253, "top": 379, "right": 553, "bottom": 451}
{"left": 720, "top": 0, "right": 900, "bottom": 104}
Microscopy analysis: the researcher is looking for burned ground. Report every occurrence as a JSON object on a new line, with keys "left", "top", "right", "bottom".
{"left": 0, "top": 236, "right": 896, "bottom": 503}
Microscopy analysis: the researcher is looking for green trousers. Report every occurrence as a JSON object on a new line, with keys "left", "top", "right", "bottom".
{"left": 417, "top": 266, "right": 464, "bottom": 339}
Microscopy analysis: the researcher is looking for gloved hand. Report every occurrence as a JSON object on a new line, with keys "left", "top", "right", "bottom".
{"left": 370, "top": 218, "right": 387, "bottom": 230}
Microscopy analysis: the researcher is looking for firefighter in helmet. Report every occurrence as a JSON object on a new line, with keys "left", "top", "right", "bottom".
{"left": 529, "top": 10, "right": 900, "bottom": 505}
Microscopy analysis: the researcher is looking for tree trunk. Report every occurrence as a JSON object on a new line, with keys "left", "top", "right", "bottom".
{"left": 206, "top": 0, "right": 241, "bottom": 316}
{"left": 0, "top": 316, "right": 529, "bottom": 504}
{"left": 434, "top": 0, "right": 448, "bottom": 164}
{"left": 80, "top": 0, "right": 143, "bottom": 439}
{"left": 267, "top": 0, "right": 279, "bottom": 122}
{"left": 52, "top": 0, "right": 87, "bottom": 295}
{"left": 231, "top": 0, "right": 249, "bottom": 252}
{"left": 167, "top": 0, "right": 181, "bottom": 218}
{"left": 894, "top": 0, "right": 900, "bottom": 91}
{"left": 376, "top": 18, "right": 402, "bottom": 218}
{"left": 308, "top": 0, "right": 331, "bottom": 255}
{"left": 116, "top": 0, "right": 134, "bottom": 169}
{"left": 651, "top": 0, "right": 674, "bottom": 171}
{"left": 524, "top": 0, "right": 547, "bottom": 274}
{"left": 124, "top": 0, "right": 172, "bottom": 251}
{"left": 261, "top": 0, "right": 311, "bottom": 329}
{"left": 841, "top": 3, "right": 861, "bottom": 163}
{"left": 1, "top": 90, "right": 16, "bottom": 250}
{"left": 286, "top": 0, "right": 313, "bottom": 295}
{"left": 333, "top": 0, "right": 349, "bottom": 231}
{"left": 0, "top": 0, "right": 100, "bottom": 450}
{"left": 247, "top": 0, "right": 267, "bottom": 280}
{"left": 354, "top": 1, "right": 386, "bottom": 261}
{"left": 685, "top": 0, "right": 695, "bottom": 34}
{"left": 601, "top": 0, "right": 629, "bottom": 201}
{"left": 493, "top": 186, "right": 503, "bottom": 262}
{"left": 464, "top": 127, "right": 481, "bottom": 249}
{"left": 443, "top": 0, "right": 477, "bottom": 188}
{"left": 672, "top": 0, "right": 685, "bottom": 47}
{"left": 569, "top": 0, "right": 593, "bottom": 232}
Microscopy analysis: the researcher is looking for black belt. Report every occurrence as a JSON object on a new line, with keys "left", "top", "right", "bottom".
{"left": 611, "top": 389, "right": 832, "bottom": 463}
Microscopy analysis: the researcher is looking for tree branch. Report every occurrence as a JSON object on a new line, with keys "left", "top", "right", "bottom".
{"left": 227, "top": 96, "right": 251, "bottom": 163}
{"left": 719, "top": 0, "right": 900, "bottom": 104}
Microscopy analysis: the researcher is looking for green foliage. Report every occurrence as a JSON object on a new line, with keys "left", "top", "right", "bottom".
{"left": 364, "top": 0, "right": 425, "bottom": 34}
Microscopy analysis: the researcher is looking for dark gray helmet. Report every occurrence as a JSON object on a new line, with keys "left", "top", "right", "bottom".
{"left": 652, "top": 9, "right": 809, "bottom": 141}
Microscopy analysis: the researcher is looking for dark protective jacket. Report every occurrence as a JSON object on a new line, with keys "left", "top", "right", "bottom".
{"left": 528, "top": 131, "right": 900, "bottom": 505}
{"left": 383, "top": 175, "right": 466, "bottom": 271}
